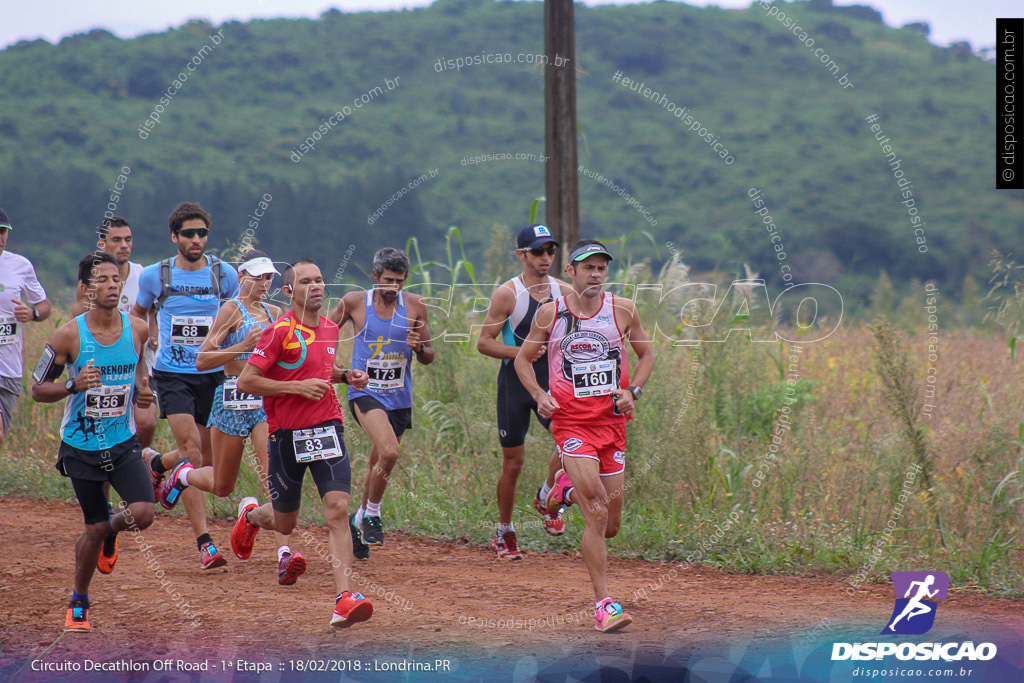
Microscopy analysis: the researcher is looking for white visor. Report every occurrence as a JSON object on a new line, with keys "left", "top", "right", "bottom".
{"left": 239, "top": 256, "right": 280, "bottom": 277}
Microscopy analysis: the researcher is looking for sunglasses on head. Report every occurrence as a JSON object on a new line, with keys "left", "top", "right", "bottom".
{"left": 178, "top": 228, "right": 209, "bottom": 239}
{"left": 525, "top": 246, "right": 557, "bottom": 256}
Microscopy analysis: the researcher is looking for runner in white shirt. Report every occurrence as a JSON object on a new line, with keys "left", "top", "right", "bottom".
{"left": 0, "top": 207, "right": 52, "bottom": 445}
{"left": 97, "top": 216, "right": 156, "bottom": 447}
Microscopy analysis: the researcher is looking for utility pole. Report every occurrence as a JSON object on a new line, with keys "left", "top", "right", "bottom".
{"left": 544, "top": 0, "right": 579, "bottom": 270}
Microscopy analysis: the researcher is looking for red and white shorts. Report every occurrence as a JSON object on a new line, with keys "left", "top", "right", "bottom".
{"left": 552, "top": 422, "right": 627, "bottom": 476}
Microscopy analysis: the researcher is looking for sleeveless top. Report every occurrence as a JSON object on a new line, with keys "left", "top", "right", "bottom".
{"left": 348, "top": 290, "right": 414, "bottom": 410}
{"left": 222, "top": 298, "right": 274, "bottom": 363}
{"left": 61, "top": 312, "right": 138, "bottom": 449}
{"left": 500, "top": 275, "right": 561, "bottom": 363}
{"left": 547, "top": 292, "right": 630, "bottom": 425}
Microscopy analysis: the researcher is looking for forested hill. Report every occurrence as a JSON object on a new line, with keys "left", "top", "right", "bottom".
{"left": 0, "top": 0, "right": 1017, "bottom": 305}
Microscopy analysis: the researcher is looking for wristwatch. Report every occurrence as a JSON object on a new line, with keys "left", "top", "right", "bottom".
{"left": 65, "top": 378, "right": 79, "bottom": 394}
{"left": 31, "top": 305, "right": 40, "bottom": 321}
{"left": 628, "top": 385, "right": 643, "bottom": 400}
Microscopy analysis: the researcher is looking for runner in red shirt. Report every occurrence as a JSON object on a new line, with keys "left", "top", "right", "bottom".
{"left": 514, "top": 240, "right": 654, "bottom": 633}
{"left": 233, "top": 259, "right": 374, "bottom": 627}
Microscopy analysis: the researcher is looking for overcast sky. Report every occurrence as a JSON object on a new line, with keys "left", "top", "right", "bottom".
{"left": 1, "top": 1, "right": 1016, "bottom": 52}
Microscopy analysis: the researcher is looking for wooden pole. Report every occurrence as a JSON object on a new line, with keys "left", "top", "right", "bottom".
{"left": 544, "top": 0, "right": 579, "bottom": 271}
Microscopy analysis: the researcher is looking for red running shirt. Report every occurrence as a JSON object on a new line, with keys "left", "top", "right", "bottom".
{"left": 546, "top": 292, "right": 630, "bottom": 426}
{"left": 247, "top": 311, "right": 343, "bottom": 433}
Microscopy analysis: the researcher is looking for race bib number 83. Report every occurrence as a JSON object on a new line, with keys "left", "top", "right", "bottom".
{"left": 293, "top": 425, "right": 343, "bottom": 463}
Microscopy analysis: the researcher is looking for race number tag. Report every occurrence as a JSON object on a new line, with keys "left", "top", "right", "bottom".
{"left": 85, "top": 384, "right": 131, "bottom": 418}
{"left": 293, "top": 425, "right": 343, "bottom": 463}
{"left": 222, "top": 377, "right": 262, "bottom": 411}
{"left": 366, "top": 357, "right": 406, "bottom": 390}
{"left": 169, "top": 315, "right": 212, "bottom": 345}
{"left": 0, "top": 316, "right": 17, "bottom": 345}
{"left": 571, "top": 359, "right": 617, "bottom": 398}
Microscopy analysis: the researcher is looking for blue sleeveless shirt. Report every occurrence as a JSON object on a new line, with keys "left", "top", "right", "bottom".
{"left": 60, "top": 312, "right": 138, "bottom": 450}
{"left": 348, "top": 290, "right": 414, "bottom": 410}
{"left": 221, "top": 298, "right": 273, "bottom": 363}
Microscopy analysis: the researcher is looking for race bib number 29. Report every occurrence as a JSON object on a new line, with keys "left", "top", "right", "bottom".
{"left": 0, "top": 316, "right": 17, "bottom": 345}
{"left": 293, "top": 425, "right": 343, "bottom": 463}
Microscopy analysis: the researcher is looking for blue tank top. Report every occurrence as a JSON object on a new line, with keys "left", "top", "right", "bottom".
{"left": 221, "top": 298, "right": 273, "bottom": 362}
{"left": 60, "top": 312, "right": 138, "bottom": 450}
{"left": 348, "top": 290, "right": 414, "bottom": 410}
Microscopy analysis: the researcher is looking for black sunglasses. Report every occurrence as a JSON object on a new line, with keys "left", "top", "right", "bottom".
{"left": 525, "top": 246, "right": 557, "bottom": 256}
{"left": 178, "top": 228, "right": 209, "bottom": 239}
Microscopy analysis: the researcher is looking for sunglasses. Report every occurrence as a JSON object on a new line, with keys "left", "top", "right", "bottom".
{"left": 178, "top": 228, "right": 209, "bottom": 239}
{"left": 525, "top": 246, "right": 557, "bottom": 256}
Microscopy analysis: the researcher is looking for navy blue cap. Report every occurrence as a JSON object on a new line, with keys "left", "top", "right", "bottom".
{"left": 516, "top": 224, "right": 558, "bottom": 250}
{"left": 0, "top": 208, "right": 11, "bottom": 230}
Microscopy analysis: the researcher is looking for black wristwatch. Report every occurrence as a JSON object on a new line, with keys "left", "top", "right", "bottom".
{"left": 628, "top": 385, "right": 643, "bottom": 400}
{"left": 340, "top": 369, "right": 350, "bottom": 384}
{"left": 65, "top": 378, "right": 79, "bottom": 394}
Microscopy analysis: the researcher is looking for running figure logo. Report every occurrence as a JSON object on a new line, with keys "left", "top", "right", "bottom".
{"left": 881, "top": 571, "right": 949, "bottom": 635}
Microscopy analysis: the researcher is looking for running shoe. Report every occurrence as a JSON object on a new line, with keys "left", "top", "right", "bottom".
{"left": 595, "top": 598, "right": 632, "bottom": 633}
{"left": 360, "top": 514, "right": 384, "bottom": 546}
{"left": 546, "top": 469, "right": 575, "bottom": 514}
{"left": 97, "top": 532, "right": 118, "bottom": 575}
{"left": 97, "top": 505, "right": 118, "bottom": 574}
{"left": 492, "top": 530, "right": 524, "bottom": 560}
{"left": 199, "top": 541, "right": 227, "bottom": 570}
{"left": 158, "top": 458, "right": 193, "bottom": 510}
{"left": 331, "top": 591, "right": 373, "bottom": 627}
{"left": 534, "top": 488, "right": 566, "bottom": 536}
{"left": 350, "top": 513, "right": 370, "bottom": 560}
{"left": 64, "top": 598, "right": 91, "bottom": 632}
{"left": 231, "top": 496, "right": 260, "bottom": 560}
{"left": 278, "top": 551, "right": 307, "bottom": 586}
{"left": 142, "top": 447, "right": 164, "bottom": 499}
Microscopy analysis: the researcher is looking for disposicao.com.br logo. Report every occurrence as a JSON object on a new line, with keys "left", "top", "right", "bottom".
{"left": 832, "top": 571, "right": 998, "bottom": 663}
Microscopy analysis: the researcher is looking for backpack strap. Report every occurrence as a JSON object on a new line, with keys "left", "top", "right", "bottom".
{"left": 154, "top": 255, "right": 226, "bottom": 310}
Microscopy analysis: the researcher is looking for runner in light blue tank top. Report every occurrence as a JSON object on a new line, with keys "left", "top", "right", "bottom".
{"left": 60, "top": 311, "right": 138, "bottom": 450}
{"left": 348, "top": 289, "right": 414, "bottom": 410}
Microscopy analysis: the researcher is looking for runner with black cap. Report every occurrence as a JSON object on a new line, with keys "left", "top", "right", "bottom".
{"left": 477, "top": 224, "right": 572, "bottom": 560}
{"left": 0, "top": 207, "right": 52, "bottom": 446}
{"left": 514, "top": 239, "right": 655, "bottom": 632}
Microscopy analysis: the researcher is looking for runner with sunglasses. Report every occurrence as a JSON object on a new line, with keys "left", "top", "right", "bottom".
{"left": 476, "top": 224, "right": 572, "bottom": 559}
{"left": 132, "top": 202, "right": 240, "bottom": 570}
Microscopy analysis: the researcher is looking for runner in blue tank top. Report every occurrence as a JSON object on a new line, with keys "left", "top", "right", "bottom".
{"left": 329, "top": 247, "right": 434, "bottom": 557}
{"left": 31, "top": 252, "right": 159, "bottom": 633}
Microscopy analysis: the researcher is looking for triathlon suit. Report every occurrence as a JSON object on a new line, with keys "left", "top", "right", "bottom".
{"left": 56, "top": 312, "right": 153, "bottom": 523}
{"left": 496, "top": 275, "right": 562, "bottom": 448}
{"left": 547, "top": 292, "right": 631, "bottom": 476}
{"left": 347, "top": 290, "right": 414, "bottom": 438}
{"left": 207, "top": 298, "right": 273, "bottom": 437}
{"left": 248, "top": 311, "right": 350, "bottom": 513}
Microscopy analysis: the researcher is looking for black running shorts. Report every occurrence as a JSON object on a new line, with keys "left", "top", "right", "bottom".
{"left": 57, "top": 437, "right": 155, "bottom": 524}
{"left": 268, "top": 419, "right": 351, "bottom": 513}
{"left": 496, "top": 362, "right": 551, "bottom": 448}
{"left": 348, "top": 395, "right": 412, "bottom": 438}
{"left": 151, "top": 369, "right": 223, "bottom": 425}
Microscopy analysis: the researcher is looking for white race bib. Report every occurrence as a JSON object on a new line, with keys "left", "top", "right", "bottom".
{"left": 293, "top": 425, "right": 343, "bottom": 463}
{"left": 365, "top": 357, "right": 406, "bottom": 390}
{"left": 222, "top": 377, "right": 262, "bottom": 411}
{"left": 0, "top": 316, "right": 17, "bottom": 345}
{"left": 85, "top": 384, "right": 131, "bottom": 418}
{"left": 169, "top": 315, "right": 212, "bottom": 346}
{"left": 571, "top": 359, "right": 617, "bottom": 398}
